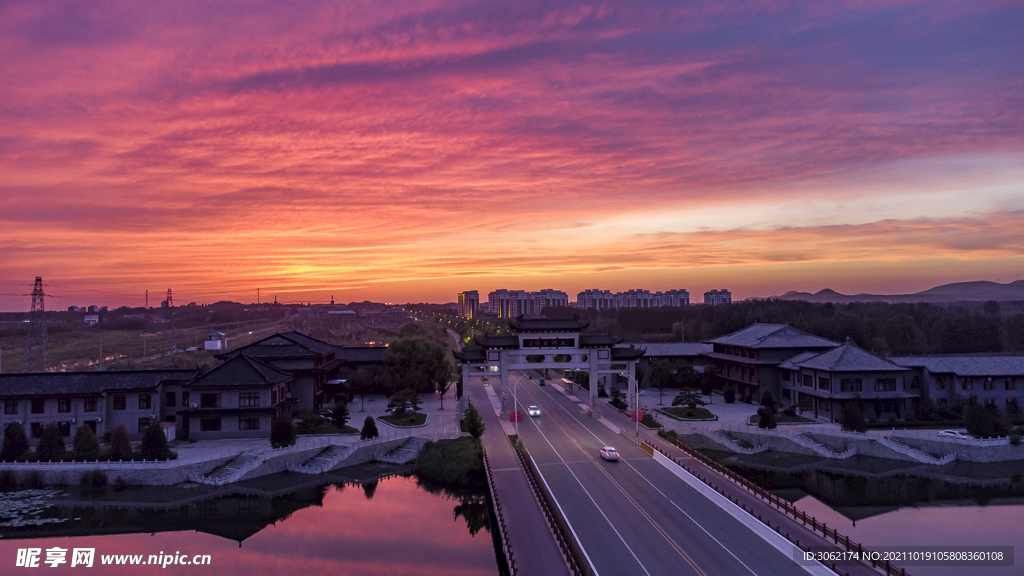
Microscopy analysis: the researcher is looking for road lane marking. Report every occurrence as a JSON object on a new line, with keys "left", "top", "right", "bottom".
{"left": 524, "top": 377, "right": 765, "bottom": 576}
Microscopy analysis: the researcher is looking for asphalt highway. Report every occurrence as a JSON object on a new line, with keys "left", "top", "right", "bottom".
{"left": 507, "top": 372, "right": 814, "bottom": 576}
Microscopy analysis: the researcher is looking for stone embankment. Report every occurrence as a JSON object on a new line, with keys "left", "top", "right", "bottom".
{"left": 690, "top": 424, "right": 1024, "bottom": 465}
{"left": 0, "top": 431, "right": 457, "bottom": 486}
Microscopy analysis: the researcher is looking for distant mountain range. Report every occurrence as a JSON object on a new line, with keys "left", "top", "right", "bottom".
{"left": 771, "top": 280, "right": 1024, "bottom": 303}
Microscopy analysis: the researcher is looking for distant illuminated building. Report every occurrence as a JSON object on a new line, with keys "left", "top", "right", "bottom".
{"left": 458, "top": 290, "right": 480, "bottom": 318}
{"left": 487, "top": 289, "right": 567, "bottom": 318}
{"left": 704, "top": 289, "right": 732, "bottom": 305}
{"left": 577, "top": 288, "right": 689, "bottom": 308}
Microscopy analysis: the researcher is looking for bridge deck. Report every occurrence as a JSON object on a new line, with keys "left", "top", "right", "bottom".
{"left": 471, "top": 384, "right": 572, "bottom": 576}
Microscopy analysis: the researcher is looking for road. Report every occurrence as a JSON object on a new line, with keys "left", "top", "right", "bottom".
{"left": 506, "top": 371, "right": 816, "bottom": 576}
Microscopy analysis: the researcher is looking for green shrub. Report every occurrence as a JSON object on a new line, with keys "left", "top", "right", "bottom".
{"left": 108, "top": 425, "right": 133, "bottom": 461}
{"left": 723, "top": 388, "right": 736, "bottom": 404}
{"left": 140, "top": 421, "right": 174, "bottom": 460}
{"left": 463, "top": 405, "right": 485, "bottom": 439}
{"left": 36, "top": 424, "right": 67, "bottom": 462}
{"left": 415, "top": 437, "right": 483, "bottom": 485}
{"left": 360, "top": 416, "right": 380, "bottom": 440}
{"left": 0, "top": 422, "right": 29, "bottom": 462}
{"left": 72, "top": 425, "right": 101, "bottom": 461}
{"left": 271, "top": 418, "right": 296, "bottom": 448}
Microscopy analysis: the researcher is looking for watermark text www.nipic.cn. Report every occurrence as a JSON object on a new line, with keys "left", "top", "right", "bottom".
{"left": 15, "top": 548, "right": 212, "bottom": 569}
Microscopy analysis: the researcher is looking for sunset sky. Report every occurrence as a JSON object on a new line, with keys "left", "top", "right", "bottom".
{"left": 2, "top": 1, "right": 1022, "bottom": 311}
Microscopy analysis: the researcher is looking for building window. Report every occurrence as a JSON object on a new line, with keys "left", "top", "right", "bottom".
{"left": 139, "top": 418, "right": 152, "bottom": 433}
{"left": 875, "top": 378, "right": 897, "bottom": 392}
{"left": 1006, "top": 379, "right": 1016, "bottom": 391}
{"left": 239, "top": 416, "right": 260, "bottom": 431}
{"left": 935, "top": 378, "right": 946, "bottom": 390}
{"left": 818, "top": 377, "right": 830, "bottom": 391}
{"left": 57, "top": 398, "right": 71, "bottom": 413}
{"left": 165, "top": 392, "right": 176, "bottom": 408}
{"left": 200, "top": 394, "right": 221, "bottom": 409}
{"left": 984, "top": 398, "right": 997, "bottom": 408}
{"left": 983, "top": 378, "right": 994, "bottom": 391}
{"left": 30, "top": 423, "right": 45, "bottom": 438}
{"left": 239, "top": 393, "right": 260, "bottom": 408}
{"left": 271, "top": 389, "right": 278, "bottom": 405}
{"left": 4, "top": 399, "right": 17, "bottom": 415}
{"left": 803, "top": 375, "right": 813, "bottom": 388}
{"left": 84, "top": 397, "right": 98, "bottom": 412}
{"left": 31, "top": 398, "right": 45, "bottom": 414}
{"left": 962, "top": 378, "right": 973, "bottom": 391}
{"left": 840, "top": 378, "right": 862, "bottom": 393}
{"left": 138, "top": 394, "right": 151, "bottom": 410}
{"left": 910, "top": 376, "right": 920, "bottom": 390}
{"left": 782, "top": 371, "right": 790, "bottom": 382}
{"left": 200, "top": 417, "right": 221, "bottom": 432}
{"left": 58, "top": 421, "right": 71, "bottom": 437}
{"left": 113, "top": 395, "right": 126, "bottom": 410}
{"left": 183, "top": 392, "right": 190, "bottom": 408}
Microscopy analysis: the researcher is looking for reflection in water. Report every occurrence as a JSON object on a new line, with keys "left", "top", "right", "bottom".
{"left": 705, "top": 450, "right": 1024, "bottom": 576}
{"left": 0, "top": 463, "right": 500, "bottom": 575}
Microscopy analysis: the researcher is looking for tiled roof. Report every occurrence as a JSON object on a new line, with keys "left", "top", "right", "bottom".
{"left": 778, "top": 351, "right": 821, "bottom": 371}
{"left": 219, "top": 331, "right": 339, "bottom": 360}
{"left": 625, "top": 342, "right": 712, "bottom": 357}
{"left": 187, "top": 355, "right": 291, "bottom": 388}
{"left": 453, "top": 349, "right": 487, "bottom": 363}
{"left": 509, "top": 316, "right": 589, "bottom": 332}
{"left": 611, "top": 346, "right": 645, "bottom": 360}
{"left": 334, "top": 347, "right": 388, "bottom": 363}
{"left": 889, "top": 356, "right": 1024, "bottom": 377}
{"left": 579, "top": 334, "right": 624, "bottom": 347}
{"left": 475, "top": 335, "right": 519, "bottom": 349}
{"left": 706, "top": 323, "right": 838, "bottom": 349}
{"left": 0, "top": 369, "right": 198, "bottom": 397}
{"left": 793, "top": 343, "right": 907, "bottom": 373}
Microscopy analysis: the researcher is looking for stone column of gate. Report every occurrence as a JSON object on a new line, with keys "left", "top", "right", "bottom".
{"left": 588, "top": 352, "right": 599, "bottom": 414}
{"left": 499, "top": 351, "right": 510, "bottom": 415}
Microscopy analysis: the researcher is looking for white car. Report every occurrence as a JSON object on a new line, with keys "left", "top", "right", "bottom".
{"left": 528, "top": 406, "right": 541, "bottom": 417}
{"left": 937, "top": 429, "right": 970, "bottom": 439}
{"left": 600, "top": 446, "right": 620, "bottom": 461}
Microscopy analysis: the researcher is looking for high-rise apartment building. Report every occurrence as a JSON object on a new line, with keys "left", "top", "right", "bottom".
{"left": 457, "top": 290, "right": 479, "bottom": 318}
{"left": 487, "top": 288, "right": 568, "bottom": 318}
{"left": 704, "top": 289, "right": 732, "bottom": 305}
{"left": 577, "top": 288, "right": 689, "bottom": 309}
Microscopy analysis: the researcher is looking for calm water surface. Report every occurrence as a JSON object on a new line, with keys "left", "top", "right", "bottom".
{"left": 0, "top": 465, "right": 501, "bottom": 575}
{"left": 712, "top": 451, "right": 1024, "bottom": 576}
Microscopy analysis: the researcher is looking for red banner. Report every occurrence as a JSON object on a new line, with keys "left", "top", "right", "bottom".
{"left": 510, "top": 411, "right": 523, "bottom": 423}
{"left": 631, "top": 409, "right": 643, "bottom": 422}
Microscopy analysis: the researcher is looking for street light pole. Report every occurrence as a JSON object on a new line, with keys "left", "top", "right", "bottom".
{"left": 513, "top": 374, "right": 519, "bottom": 437}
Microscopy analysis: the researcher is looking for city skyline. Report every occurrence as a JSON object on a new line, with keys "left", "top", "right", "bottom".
{"left": 2, "top": 1, "right": 1022, "bottom": 312}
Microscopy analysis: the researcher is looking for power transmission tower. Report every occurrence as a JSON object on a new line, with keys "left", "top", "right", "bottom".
{"left": 22, "top": 276, "right": 49, "bottom": 372}
{"left": 167, "top": 288, "right": 176, "bottom": 353}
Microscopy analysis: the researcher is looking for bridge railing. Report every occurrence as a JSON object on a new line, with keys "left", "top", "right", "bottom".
{"left": 512, "top": 441, "right": 590, "bottom": 576}
{"left": 646, "top": 436, "right": 911, "bottom": 576}
{"left": 481, "top": 446, "right": 518, "bottom": 576}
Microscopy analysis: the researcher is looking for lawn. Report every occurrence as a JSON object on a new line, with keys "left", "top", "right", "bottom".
{"left": 381, "top": 412, "right": 427, "bottom": 427}
{"left": 660, "top": 407, "right": 717, "bottom": 421}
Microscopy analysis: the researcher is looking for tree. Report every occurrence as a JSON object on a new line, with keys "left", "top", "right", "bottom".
{"left": 839, "top": 402, "right": 867, "bottom": 433}
{"left": 37, "top": 424, "right": 67, "bottom": 461}
{"left": 464, "top": 405, "right": 485, "bottom": 439}
{"left": 723, "top": 387, "right": 736, "bottom": 403}
{"left": 389, "top": 388, "right": 421, "bottom": 416}
{"left": 140, "top": 421, "right": 174, "bottom": 460}
{"left": 271, "top": 418, "right": 296, "bottom": 448}
{"left": 108, "top": 425, "right": 133, "bottom": 460}
{"left": 361, "top": 416, "right": 380, "bottom": 440}
{"left": 672, "top": 389, "right": 707, "bottom": 410}
{"left": 349, "top": 366, "right": 384, "bottom": 412}
{"left": 72, "top": 425, "right": 101, "bottom": 460}
{"left": 650, "top": 360, "right": 677, "bottom": 405}
{"left": 609, "top": 387, "right": 627, "bottom": 410}
{"left": 966, "top": 403, "right": 1008, "bottom": 438}
{"left": 757, "top": 392, "right": 778, "bottom": 429}
{"left": 398, "top": 322, "right": 431, "bottom": 339}
{"left": 330, "top": 397, "right": 350, "bottom": 429}
{"left": 0, "top": 422, "right": 29, "bottom": 462}
{"left": 386, "top": 336, "right": 451, "bottom": 395}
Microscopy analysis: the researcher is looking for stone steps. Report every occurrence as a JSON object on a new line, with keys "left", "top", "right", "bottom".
{"left": 792, "top": 433, "right": 856, "bottom": 459}
{"left": 880, "top": 436, "right": 955, "bottom": 465}
{"left": 708, "top": 430, "right": 769, "bottom": 455}
{"left": 190, "top": 452, "right": 262, "bottom": 485}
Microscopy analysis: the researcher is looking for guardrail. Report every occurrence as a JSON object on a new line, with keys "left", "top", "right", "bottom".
{"left": 482, "top": 447, "right": 518, "bottom": 576}
{"left": 513, "top": 441, "right": 588, "bottom": 576}
{"left": 648, "top": 435, "right": 910, "bottom": 576}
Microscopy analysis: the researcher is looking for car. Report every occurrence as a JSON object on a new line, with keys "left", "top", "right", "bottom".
{"left": 599, "top": 446, "right": 619, "bottom": 461}
{"left": 528, "top": 406, "right": 541, "bottom": 417}
{"left": 937, "top": 430, "right": 970, "bottom": 439}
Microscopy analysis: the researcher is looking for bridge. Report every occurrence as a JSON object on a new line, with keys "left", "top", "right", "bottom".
{"left": 459, "top": 318, "right": 905, "bottom": 576}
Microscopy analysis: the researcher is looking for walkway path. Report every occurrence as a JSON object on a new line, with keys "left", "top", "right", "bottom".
{"left": 469, "top": 384, "right": 571, "bottom": 576}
